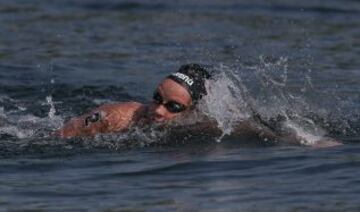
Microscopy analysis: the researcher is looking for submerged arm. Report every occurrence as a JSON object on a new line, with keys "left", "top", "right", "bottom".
{"left": 248, "top": 113, "right": 342, "bottom": 147}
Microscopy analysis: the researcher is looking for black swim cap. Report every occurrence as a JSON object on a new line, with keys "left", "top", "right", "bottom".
{"left": 166, "top": 64, "right": 211, "bottom": 104}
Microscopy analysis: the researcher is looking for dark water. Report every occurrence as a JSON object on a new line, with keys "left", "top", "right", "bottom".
{"left": 0, "top": 0, "right": 359, "bottom": 210}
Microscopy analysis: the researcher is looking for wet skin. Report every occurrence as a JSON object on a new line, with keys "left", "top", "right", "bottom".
{"left": 55, "top": 79, "right": 192, "bottom": 138}
{"left": 148, "top": 79, "right": 192, "bottom": 122}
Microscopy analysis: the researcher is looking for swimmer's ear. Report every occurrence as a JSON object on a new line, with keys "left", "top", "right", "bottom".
{"left": 84, "top": 112, "right": 101, "bottom": 127}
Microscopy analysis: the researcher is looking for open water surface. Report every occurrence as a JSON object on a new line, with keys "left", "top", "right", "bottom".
{"left": 0, "top": 0, "right": 359, "bottom": 210}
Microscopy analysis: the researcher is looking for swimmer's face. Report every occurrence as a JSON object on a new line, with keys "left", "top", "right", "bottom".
{"left": 149, "top": 79, "right": 192, "bottom": 123}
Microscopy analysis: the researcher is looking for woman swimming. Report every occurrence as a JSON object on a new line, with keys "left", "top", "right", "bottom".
{"left": 55, "top": 64, "right": 210, "bottom": 138}
{"left": 55, "top": 63, "right": 341, "bottom": 148}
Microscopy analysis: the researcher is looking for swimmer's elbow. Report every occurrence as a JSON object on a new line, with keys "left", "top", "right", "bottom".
{"left": 54, "top": 117, "right": 89, "bottom": 138}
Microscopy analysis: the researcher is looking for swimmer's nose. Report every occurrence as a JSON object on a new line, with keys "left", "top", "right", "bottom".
{"left": 153, "top": 104, "right": 167, "bottom": 121}
{"left": 154, "top": 104, "right": 166, "bottom": 115}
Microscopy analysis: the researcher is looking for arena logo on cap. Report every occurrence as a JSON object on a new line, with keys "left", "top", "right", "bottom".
{"left": 172, "top": 72, "right": 194, "bottom": 86}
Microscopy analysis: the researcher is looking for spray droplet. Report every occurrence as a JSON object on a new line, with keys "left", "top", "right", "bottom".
{"left": 46, "top": 96, "right": 56, "bottom": 119}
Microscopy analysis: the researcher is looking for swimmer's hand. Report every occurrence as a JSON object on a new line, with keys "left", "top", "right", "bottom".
{"left": 54, "top": 102, "right": 144, "bottom": 138}
{"left": 311, "top": 137, "right": 342, "bottom": 148}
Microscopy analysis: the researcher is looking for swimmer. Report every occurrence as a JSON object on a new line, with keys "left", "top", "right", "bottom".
{"left": 55, "top": 63, "right": 341, "bottom": 148}
{"left": 55, "top": 64, "right": 211, "bottom": 138}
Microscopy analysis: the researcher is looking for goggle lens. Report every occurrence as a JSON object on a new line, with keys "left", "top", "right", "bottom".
{"left": 153, "top": 91, "right": 187, "bottom": 113}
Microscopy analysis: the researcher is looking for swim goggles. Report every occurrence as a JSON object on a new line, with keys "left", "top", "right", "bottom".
{"left": 153, "top": 91, "right": 187, "bottom": 113}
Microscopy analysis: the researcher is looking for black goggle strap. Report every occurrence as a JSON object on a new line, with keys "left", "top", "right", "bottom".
{"left": 153, "top": 91, "right": 163, "bottom": 104}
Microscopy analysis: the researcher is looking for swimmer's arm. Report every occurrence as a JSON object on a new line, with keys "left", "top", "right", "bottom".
{"left": 242, "top": 122, "right": 342, "bottom": 148}
{"left": 309, "top": 137, "right": 342, "bottom": 148}
{"left": 232, "top": 120, "right": 281, "bottom": 142}
{"left": 54, "top": 102, "right": 143, "bottom": 138}
{"left": 54, "top": 111, "right": 107, "bottom": 138}
{"left": 247, "top": 112, "right": 343, "bottom": 147}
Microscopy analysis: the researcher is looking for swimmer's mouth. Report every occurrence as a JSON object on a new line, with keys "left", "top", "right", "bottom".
{"left": 152, "top": 116, "right": 165, "bottom": 123}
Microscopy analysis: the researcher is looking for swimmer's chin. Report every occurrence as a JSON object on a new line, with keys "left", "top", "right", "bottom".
{"left": 149, "top": 116, "right": 179, "bottom": 126}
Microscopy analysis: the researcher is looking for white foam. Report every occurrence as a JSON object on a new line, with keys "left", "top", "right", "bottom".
{"left": 200, "top": 64, "right": 251, "bottom": 141}
{"left": 196, "top": 60, "right": 331, "bottom": 146}
{"left": 0, "top": 125, "right": 34, "bottom": 139}
{"left": 0, "top": 96, "right": 64, "bottom": 139}
{"left": 283, "top": 120, "right": 324, "bottom": 146}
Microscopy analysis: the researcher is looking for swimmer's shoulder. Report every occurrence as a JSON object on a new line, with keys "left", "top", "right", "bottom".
{"left": 93, "top": 102, "right": 145, "bottom": 131}
{"left": 55, "top": 102, "right": 145, "bottom": 138}
{"left": 97, "top": 102, "right": 144, "bottom": 113}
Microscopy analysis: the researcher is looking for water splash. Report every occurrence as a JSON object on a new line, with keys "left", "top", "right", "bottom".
{"left": 0, "top": 95, "right": 64, "bottom": 140}
{"left": 197, "top": 57, "right": 356, "bottom": 145}
{"left": 200, "top": 64, "right": 251, "bottom": 141}
{"left": 71, "top": 124, "right": 169, "bottom": 151}
{"left": 46, "top": 96, "right": 56, "bottom": 119}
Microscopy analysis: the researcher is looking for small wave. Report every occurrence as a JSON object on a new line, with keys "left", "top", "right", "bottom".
{"left": 81, "top": 2, "right": 166, "bottom": 12}
{"left": 0, "top": 4, "right": 37, "bottom": 13}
